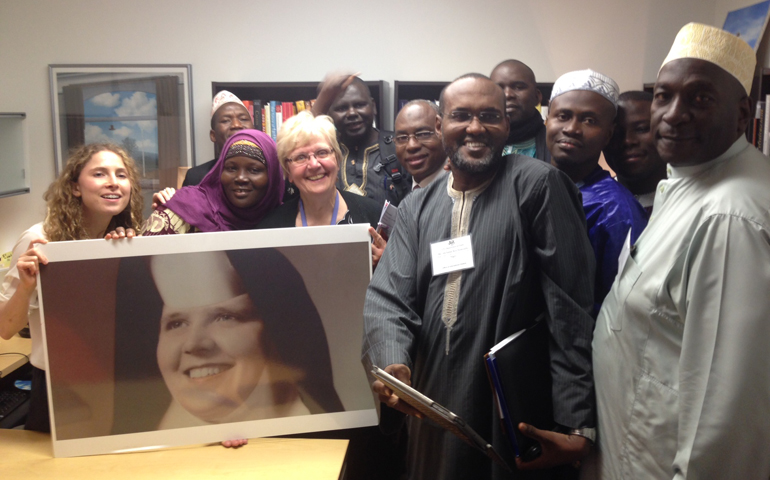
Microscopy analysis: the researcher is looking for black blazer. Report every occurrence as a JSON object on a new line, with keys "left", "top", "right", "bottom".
{"left": 258, "top": 189, "right": 381, "bottom": 230}
{"left": 182, "top": 159, "right": 216, "bottom": 187}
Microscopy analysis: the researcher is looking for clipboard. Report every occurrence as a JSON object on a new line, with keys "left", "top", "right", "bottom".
{"left": 371, "top": 365, "right": 511, "bottom": 471}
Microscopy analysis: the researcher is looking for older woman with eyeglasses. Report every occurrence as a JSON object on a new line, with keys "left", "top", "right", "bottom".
{"left": 258, "top": 110, "right": 386, "bottom": 266}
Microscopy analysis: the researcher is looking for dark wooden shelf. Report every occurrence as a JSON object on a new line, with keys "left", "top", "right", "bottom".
{"left": 393, "top": 81, "right": 449, "bottom": 116}
{"left": 212, "top": 80, "right": 387, "bottom": 130}
{"left": 394, "top": 81, "right": 555, "bottom": 119}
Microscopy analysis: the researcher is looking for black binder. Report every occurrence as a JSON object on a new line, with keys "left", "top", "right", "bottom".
{"left": 485, "top": 318, "right": 553, "bottom": 461}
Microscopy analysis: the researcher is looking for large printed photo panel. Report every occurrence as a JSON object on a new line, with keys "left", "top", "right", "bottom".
{"left": 37, "top": 226, "right": 377, "bottom": 457}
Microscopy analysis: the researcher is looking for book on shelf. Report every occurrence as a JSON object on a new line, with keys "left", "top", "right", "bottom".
{"left": 253, "top": 99, "right": 262, "bottom": 131}
{"left": 270, "top": 102, "right": 279, "bottom": 141}
{"left": 751, "top": 100, "right": 764, "bottom": 149}
{"left": 247, "top": 99, "right": 317, "bottom": 139}
{"left": 764, "top": 95, "right": 770, "bottom": 156}
{"left": 756, "top": 102, "right": 765, "bottom": 151}
{"left": 242, "top": 100, "right": 253, "bottom": 121}
{"left": 282, "top": 101, "right": 295, "bottom": 122}
{"left": 263, "top": 105, "right": 271, "bottom": 138}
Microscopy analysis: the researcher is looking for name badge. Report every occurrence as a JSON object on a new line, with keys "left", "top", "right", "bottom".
{"left": 430, "top": 235, "right": 474, "bottom": 276}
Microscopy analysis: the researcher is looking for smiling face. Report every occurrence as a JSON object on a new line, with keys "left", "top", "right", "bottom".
{"left": 546, "top": 90, "right": 616, "bottom": 181}
{"left": 651, "top": 58, "right": 750, "bottom": 166}
{"left": 439, "top": 77, "right": 509, "bottom": 178}
{"left": 605, "top": 98, "right": 666, "bottom": 183}
{"left": 156, "top": 293, "right": 266, "bottom": 422}
{"left": 395, "top": 103, "right": 445, "bottom": 183}
{"left": 490, "top": 61, "right": 542, "bottom": 126}
{"left": 286, "top": 137, "right": 339, "bottom": 198}
{"left": 220, "top": 155, "right": 269, "bottom": 209}
{"left": 72, "top": 150, "right": 131, "bottom": 229}
{"left": 328, "top": 82, "right": 376, "bottom": 144}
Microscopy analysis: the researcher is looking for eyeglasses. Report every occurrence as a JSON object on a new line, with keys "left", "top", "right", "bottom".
{"left": 445, "top": 111, "right": 504, "bottom": 126}
{"left": 394, "top": 131, "right": 437, "bottom": 146}
{"left": 288, "top": 149, "right": 333, "bottom": 166}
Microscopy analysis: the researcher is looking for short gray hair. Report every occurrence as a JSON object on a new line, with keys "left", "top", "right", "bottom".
{"left": 275, "top": 111, "right": 343, "bottom": 177}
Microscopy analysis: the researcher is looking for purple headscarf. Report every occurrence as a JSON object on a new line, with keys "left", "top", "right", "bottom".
{"left": 164, "top": 130, "right": 284, "bottom": 231}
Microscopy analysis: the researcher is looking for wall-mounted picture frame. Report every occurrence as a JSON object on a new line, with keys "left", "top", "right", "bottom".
{"left": 0, "top": 112, "right": 28, "bottom": 198}
{"left": 37, "top": 225, "right": 377, "bottom": 458}
{"left": 723, "top": 0, "right": 770, "bottom": 51}
{"left": 49, "top": 65, "right": 196, "bottom": 217}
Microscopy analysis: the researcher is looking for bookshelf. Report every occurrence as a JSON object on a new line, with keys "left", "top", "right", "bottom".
{"left": 749, "top": 69, "right": 770, "bottom": 150}
{"left": 749, "top": 68, "right": 770, "bottom": 107}
{"left": 393, "top": 81, "right": 555, "bottom": 117}
{"left": 212, "top": 81, "right": 387, "bottom": 130}
{"left": 393, "top": 81, "right": 448, "bottom": 115}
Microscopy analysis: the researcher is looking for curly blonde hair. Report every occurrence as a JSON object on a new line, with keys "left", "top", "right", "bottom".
{"left": 43, "top": 143, "right": 144, "bottom": 241}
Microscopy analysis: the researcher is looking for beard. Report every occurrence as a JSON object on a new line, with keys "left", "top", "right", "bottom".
{"left": 446, "top": 142, "right": 504, "bottom": 174}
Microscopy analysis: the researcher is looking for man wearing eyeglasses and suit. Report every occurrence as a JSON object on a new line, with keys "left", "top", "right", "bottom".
{"left": 394, "top": 100, "right": 447, "bottom": 191}
{"left": 363, "top": 73, "right": 597, "bottom": 480}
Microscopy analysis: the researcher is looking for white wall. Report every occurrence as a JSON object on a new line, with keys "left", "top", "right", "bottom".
{"left": 0, "top": 0, "right": 715, "bottom": 253}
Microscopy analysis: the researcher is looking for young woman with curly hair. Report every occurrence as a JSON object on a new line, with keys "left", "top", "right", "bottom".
{"left": 0, "top": 142, "right": 143, "bottom": 432}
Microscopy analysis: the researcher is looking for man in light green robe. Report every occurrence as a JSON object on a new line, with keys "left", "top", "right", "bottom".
{"left": 585, "top": 23, "right": 770, "bottom": 479}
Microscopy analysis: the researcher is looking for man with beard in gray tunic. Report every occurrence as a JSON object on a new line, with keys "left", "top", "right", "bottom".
{"left": 362, "top": 74, "right": 597, "bottom": 480}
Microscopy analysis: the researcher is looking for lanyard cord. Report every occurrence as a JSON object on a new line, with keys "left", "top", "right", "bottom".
{"left": 299, "top": 191, "right": 340, "bottom": 226}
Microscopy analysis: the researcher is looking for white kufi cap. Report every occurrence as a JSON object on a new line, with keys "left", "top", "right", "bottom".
{"left": 550, "top": 69, "right": 620, "bottom": 110}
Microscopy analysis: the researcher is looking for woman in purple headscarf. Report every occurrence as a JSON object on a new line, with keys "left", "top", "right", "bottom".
{"left": 141, "top": 129, "right": 283, "bottom": 235}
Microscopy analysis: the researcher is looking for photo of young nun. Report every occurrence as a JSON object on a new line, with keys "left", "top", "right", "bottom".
{"left": 111, "top": 248, "right": 344, "bottom": 432}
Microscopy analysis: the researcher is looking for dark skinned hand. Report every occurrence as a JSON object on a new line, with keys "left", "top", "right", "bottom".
{"left": 515, "top": 423, "right": 591, "bottom": 470}
{"left": 370, "top": 364, "right": 424, "bottom": 419}
{"left": 104, "top": 227, "right": 136, "bottom": 240}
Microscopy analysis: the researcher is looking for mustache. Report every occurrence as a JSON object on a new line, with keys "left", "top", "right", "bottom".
{"left": 445, "top": 145, "right": 504, "bottom": 174}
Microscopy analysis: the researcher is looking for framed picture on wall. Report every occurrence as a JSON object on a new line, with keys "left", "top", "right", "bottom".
{"left": 48, "top": 65, "right": 196, "bottom": 217}
{"left": 723, "top": 0, "right": 770, "bottom": 51}
{"left": 37, "top": 224, "right": 377, "bottom": 458}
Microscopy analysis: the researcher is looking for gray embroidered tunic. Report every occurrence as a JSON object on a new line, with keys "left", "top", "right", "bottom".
{"left": 362, "top": 155, "right": 596, "bottom": 480}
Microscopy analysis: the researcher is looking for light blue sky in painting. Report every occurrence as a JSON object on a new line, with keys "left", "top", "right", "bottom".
{"left": 84, "top": 91, "right": 159, "bottom": 154}
{"left": 723, "top": 0, "right": 770, "bottom": 49}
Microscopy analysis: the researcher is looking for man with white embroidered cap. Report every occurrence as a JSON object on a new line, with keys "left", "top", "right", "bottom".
{"left": 583, "top": 23, "right": 770, "bottom": 479}
{"left": 182, "top": 91, "right": 254, "bottom": 186}
{"left": 546, "top": 69, "right": 647, "bottom": 316}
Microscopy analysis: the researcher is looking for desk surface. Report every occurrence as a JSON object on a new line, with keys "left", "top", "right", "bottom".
{"left": 0, "top": 429, "right": 348, "bottom": 480}
{"left": 0, "top": 334, "right": 31, "bottom": 377}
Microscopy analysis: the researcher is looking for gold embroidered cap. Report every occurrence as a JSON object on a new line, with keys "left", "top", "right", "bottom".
{"left": 661, "top": 22, "right": 756, "bottom": 95}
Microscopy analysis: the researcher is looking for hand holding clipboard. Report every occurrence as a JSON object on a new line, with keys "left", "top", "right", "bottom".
{"left": 371, "top": 365, "right": 511, "bottom": 472}
{"left": 370, "top": 364, "right": 424, "bottom": 419}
